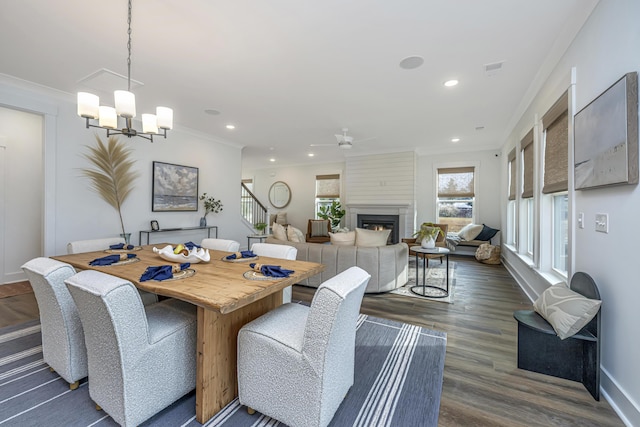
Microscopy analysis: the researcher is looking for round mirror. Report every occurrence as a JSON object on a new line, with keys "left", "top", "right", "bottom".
{"left": 268, "top": 181, "right": 291, "bottom": 208}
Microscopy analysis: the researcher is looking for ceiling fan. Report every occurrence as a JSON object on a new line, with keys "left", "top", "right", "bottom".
{"left": 310, "top": 128, "right": 376, "bottom": 150}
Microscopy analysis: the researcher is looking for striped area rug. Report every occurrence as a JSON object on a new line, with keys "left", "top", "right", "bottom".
{"left": 0, "top": 315, "right": 446, "bottom": 426}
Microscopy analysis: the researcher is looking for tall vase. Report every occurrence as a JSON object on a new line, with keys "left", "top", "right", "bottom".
{"left": 421, "top": 236, "right": 436, "bottom": 249}
{"left": 120, "top": 233, "right": 131, "bottom": 245}
{"left": 200, "top": 217, "right": 207, "bottom": 227}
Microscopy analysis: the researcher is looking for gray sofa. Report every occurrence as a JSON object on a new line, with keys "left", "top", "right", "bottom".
{"left": 265, "top": 237, "right": 408, "bottom": 293}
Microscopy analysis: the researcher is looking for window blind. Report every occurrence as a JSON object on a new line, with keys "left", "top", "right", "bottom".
{"left": 437, "top": 167, "right": 475, "bottom": 198}
{"left": 508, "top": 148, "right": 516, "bottom": 200}
{"left": 542, "top": 91, "right": 569, "bottom": 194}
{"left": 315, "top": 174, "right": 340, "bottom": 198}
{"left": 521, "top": 129, "right": 534, "bottom": 199}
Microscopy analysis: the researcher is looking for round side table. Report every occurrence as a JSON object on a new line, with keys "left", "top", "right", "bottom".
{"left": 409, "top": 246, "right": 450, "bottom": 298}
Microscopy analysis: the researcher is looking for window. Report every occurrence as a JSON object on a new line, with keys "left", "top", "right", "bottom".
{"left": 507, "top": 200, "right": 517, "bottom": 246}
{"left": 507, "top": 149, "right": 517, "bottom": 246}
{"left": 315, "top": 174, "right": 340, "bottom": 217}
{"left": 437, "top": 167, "right": 475, "bottom": 232}
{"left": 521, "top": 129, "right": 534, "bottom": 257}
{"left": 542, "top": 91, "right": 569, "bottom": 276}
{"left": 552, "top": 193, "right": 568, "bottom": 272}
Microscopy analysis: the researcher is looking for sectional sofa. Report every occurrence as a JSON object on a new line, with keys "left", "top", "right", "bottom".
{"left": 265, "top": 237, "right": 408, "bottom": 293}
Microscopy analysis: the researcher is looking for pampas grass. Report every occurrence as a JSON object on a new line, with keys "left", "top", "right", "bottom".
{"left": 81, "top": 135, "right": 139, "bottom": 235}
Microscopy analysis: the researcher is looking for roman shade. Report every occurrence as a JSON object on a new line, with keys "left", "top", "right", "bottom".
{"left": 315, "top": 174, "right": 340, "bottom": 198}
{"left": 508, "top": 148, "right": 517, "bottom": 201}
{"left": 437, "top": 167, "right": 475, "bottom": 198}
{"left": 521, "top": 129, "right": 534, "bottom": 199}
{"left": 542, "top": 91, "right": 569, "bottom": 194}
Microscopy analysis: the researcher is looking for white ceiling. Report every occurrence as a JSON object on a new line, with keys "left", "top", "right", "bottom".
{"left": 0, "top": 0, "right": 598, "bottom": 170}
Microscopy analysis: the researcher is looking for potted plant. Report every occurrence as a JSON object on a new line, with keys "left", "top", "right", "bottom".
{"left": 317, "top": 200, "right": 346, "bottom": 231}
{"left": 413, "top": 223, "right": 442, "bottom": 249}
{"left": 81, "top": 135, "right": 139, "bottom": 244}
{"left": 199, "top": 193, "right": 223, "bottom": 226}
{"left": 254, "top": 222, "right": 267, "bottom": 235}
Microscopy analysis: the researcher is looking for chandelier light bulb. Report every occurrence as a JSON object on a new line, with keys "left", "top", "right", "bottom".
{"left": 142, "top": 114, "right": 158, "bottom": 134}
{"left": 114, "top": 90, "right": 136, "bottom": 118}
{"left": 77, "top": 92, "right": 100, "bottom": 119}
{"left": 98, "top": 106, "right": 118, "bottom": 129}
{"left": 156, "top": 107, "right": 173, "bottom": 130}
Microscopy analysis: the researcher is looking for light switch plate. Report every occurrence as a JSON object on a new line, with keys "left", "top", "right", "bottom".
{"left": 595, "top": 213, "right": 608, "bottom": 233}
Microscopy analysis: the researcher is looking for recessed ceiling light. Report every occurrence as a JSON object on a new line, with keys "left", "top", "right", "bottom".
{"left": 444, "top": 79, "right": 459, "bottom": 87}
{"left": 399, "top": 56, "right": 424, "bottom": 70}
{"left": 269, "top": 158, "right": 276, "bottom": 162}
{"left": 451, "top": 138, "right": 460, "bottom": 143}
{"left": 204, "top": 109, "right": 221, "bottom": 115}
{"left": 308, "top": 153, "right": 315, "bottom": 157}
{"left": 226, "top": 124, "right": 235, "bottom": 130}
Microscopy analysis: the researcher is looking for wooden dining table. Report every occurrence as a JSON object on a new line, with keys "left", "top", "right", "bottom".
{"left": 52, "top": 244, "right": 325, "bottom": 423}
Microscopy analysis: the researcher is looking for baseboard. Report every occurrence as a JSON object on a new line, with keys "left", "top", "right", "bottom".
{"left": 601, "top": 367, "right": 640, "bottom": 427}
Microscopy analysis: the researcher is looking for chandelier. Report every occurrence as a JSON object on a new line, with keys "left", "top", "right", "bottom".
{"left": 76, "top": 0, "right": 172, "bottom": 142}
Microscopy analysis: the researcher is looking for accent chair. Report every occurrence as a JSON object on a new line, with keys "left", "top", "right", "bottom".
{"left": 306, "top": 219, "right": 331, "bottom": 243}
{"left": 65, "top": 270, "right": 197, "bottom": 426}
{"left": 21, "top": 257, "right": 86, "bottom": 390}
{"left": 237, "top": 266, "right": 371, "bottom": 427}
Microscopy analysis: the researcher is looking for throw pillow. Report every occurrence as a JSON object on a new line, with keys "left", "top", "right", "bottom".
{"left": 475, "top": 224, "right": 500, "bottom": 241}
{"left": 287, "top": 225, "right": 306, "bottom": 243}
{"left": 310, "top": 220, "right": 330, "bottom": 237}
{"left": 533, "top": 284, "right": 602, "bottom": 340}
{"left": 272, "top": 222, "right": 288, "bottom": 241}
{"left": 457, "top": 223, "right": 483, "bottom": 241}
{"left": 276, "top": 212, "right": 288, "bottom": 225}
{"left": 329, "top": 230, "right": 356, "bottom": 246}
{"left": 355, "top": 228, "right": 391, "bottom": 247}
{"left": 269, "top": 213, "right": 277, "bottom": 226}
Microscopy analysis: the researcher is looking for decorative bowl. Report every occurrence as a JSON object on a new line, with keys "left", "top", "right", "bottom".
{"left": 153, "top": 245, "right": 211, "bottom": 263}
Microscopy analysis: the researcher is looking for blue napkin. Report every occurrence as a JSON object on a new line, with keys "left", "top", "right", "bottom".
{"left": 140, "top": 263, "right": 190, "bottom": 282}
{"left": 249, "top": 263, "right": 294, "bottom": 278}
{"left": 226, "top": 250, "right": 256, "bottom": 260}
{"left": 89, "top": 253, "right": 136, "bottom": 266}
{"left": 109, "top": 243, "right": 135, "bottom": 250}
{"left": 184, "top": 241, "right": 201, "bottom": 250}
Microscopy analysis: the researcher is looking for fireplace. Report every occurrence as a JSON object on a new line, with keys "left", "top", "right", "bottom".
{"left": 357, "top": 214, "right": 400, "bottom": 244}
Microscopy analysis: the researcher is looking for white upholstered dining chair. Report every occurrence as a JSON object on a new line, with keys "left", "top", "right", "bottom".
{"left": 21, "top": 257, "right": 87, "bottom": 390}
{"left": 250, "top": 242, "right": 297, "bottom": 303}
{"left": 65, "top": 270, "right": 197, "bottom": 426}
{"left": 66, "top": 237, "right": 126, "bottom": 254}
{"left": 66, "top": 237, "right": 158, "bottom": 305}
{"left": 237, "top": 266, "right": 370, "bottom": 427}
{"left": 201, "top": 238, "right": 241, "bottom": 252}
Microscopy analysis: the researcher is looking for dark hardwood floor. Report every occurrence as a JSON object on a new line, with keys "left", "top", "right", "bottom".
{"left": 1, "top": 257, "right": 623, "bottom": 426}
{"left": 295, "top": 256, "right": 623, "bottom": 427}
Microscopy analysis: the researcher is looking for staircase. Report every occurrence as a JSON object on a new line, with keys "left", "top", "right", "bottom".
{"left": 241, "top": 183, "right": 268, "bottom": 229}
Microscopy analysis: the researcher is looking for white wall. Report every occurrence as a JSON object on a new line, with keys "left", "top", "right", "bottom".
{"left": 0, "top": 75, "right": 245, "bottom": 262}
{"left": 501, "top": 1, "right": 640, "bottom": 424}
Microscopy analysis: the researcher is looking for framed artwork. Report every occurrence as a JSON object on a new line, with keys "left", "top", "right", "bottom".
{"left": 150, "top": 220, "right": 159, "bottom": 231}
{"left": 152, "top": 161, "right": 199, "bottom": 211}
{"left": 574, "top": 72, "right": 638, "bottom": 190}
